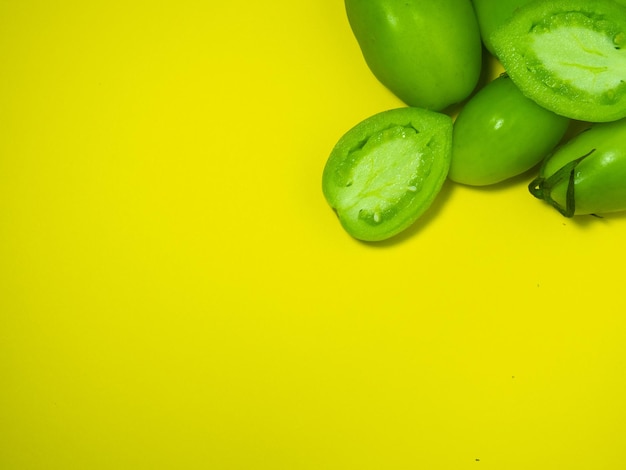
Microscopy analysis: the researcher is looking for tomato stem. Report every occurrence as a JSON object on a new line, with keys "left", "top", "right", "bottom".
{"left": 528, "top": 149, "right": 596, "bottom": 217}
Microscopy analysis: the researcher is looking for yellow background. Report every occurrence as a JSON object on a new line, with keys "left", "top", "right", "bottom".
{"left": 2, "top": 1, "right": 626, "bottom": 468}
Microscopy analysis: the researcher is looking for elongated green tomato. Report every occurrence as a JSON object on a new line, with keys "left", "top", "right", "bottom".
{"left": 529, "top": 118, "right": 626, "bottom": 217}
{"left": 471, "top": 0, "right": 537, "bottom": 55}
{"left": 345, "top": 0, "right": 482, "bottom": 111}
{"left": 490, "top": 0, "right": 626, "bottom": 122}
{"left": 322, "top": 107, "right": 452, "bottom": 241}
{"left": 449, "top": 74, "right": 570, "bottom": 186}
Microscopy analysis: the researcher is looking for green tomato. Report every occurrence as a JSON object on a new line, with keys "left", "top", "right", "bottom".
{"left": 490, "top": 0, "right": 626, "bottom": 122}
{"left": 471, "top": 0, "right": 537, "bottom": 55}
{"left": 322, "top": 107, "right": 452, "bottom": 241}
{"left": 345, "top": 0, "right": 482, "bottom": 111}
{"left": 529, "top": 118, "right": 626, "bottom": 216}
{"left": 449, "top": 74, "right": 570, "bottom": 186}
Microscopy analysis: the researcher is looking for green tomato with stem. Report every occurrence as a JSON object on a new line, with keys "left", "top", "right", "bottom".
{"left": 345, "top": 0, "right": 482, "bottom": 111}
{"left": 449, "top": 74, "right": 570, "bottom": 186}
{"left": 529, "top": 118, "right": 626, "bottom": 216}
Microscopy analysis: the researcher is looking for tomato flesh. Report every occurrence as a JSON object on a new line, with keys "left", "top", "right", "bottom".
{"left": 491, "top": 0, "right": 626, "bottom": 122}
{"left": 322, "top": 108, "right": 452, "bottom": 241}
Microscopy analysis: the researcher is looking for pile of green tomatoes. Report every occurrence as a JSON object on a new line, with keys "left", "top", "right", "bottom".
{"left": 322, "top": 0, "right": 626, "bottom": 241}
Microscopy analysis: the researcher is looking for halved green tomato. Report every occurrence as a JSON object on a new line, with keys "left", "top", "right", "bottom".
{"left": 491, "top": 0, "right": 626, "bottom": 122}
{"left": 322, "top": 107, "right": 452, "bottom": 241}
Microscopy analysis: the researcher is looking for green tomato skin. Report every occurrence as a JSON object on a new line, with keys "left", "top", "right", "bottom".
{"left": 471, "top": 0, "right": 536, "bottom": 55}
{"left": 529, "top": 118, "right": 626, "bottom": 216}
{"left": 449, "top": 75, "right": 570, "bottom": 186}
{"left": 490, "top": 0, "right": 626, "bottom": 122}
{"left": 345, "top": 0, "right": 482, "bottom": 111}
{"left": 322, "top": 107, "right": 452, "bottom": 241}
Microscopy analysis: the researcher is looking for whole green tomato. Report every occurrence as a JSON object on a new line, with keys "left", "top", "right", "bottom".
{"left": 345, "top": 0, "right": 482, "bottom": 111}
{"left": 529, "top": 118, "right": 626, "bottom": 217}
{"left": 471, "top": 0, "right": 536, "bottom": 54}
{"left": 449, "top": 75, "right": 570, "bottom": 186}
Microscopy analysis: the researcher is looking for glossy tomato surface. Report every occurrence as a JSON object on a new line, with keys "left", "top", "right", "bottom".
{"left": 345, "top": 0, "right": 482, "bottom": 110}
